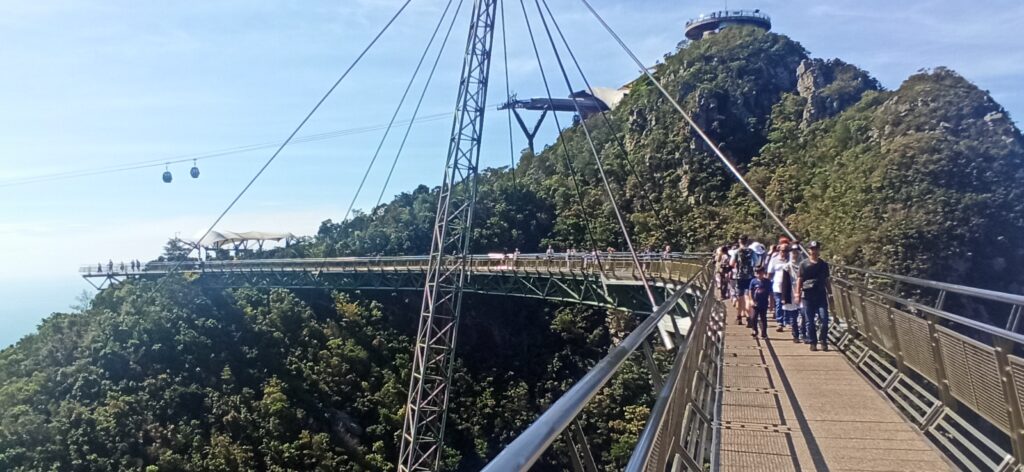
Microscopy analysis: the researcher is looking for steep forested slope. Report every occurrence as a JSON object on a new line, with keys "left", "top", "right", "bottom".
{"left": 3, "top": 25, "right": 1024, "bottom": 471}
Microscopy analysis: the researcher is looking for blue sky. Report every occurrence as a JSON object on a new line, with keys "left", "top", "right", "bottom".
{"left": 1, "top": 0, "right": 1021, "bottom": 348}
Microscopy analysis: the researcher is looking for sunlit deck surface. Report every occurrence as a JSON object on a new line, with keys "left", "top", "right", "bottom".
{"left": 717, "top": 305, "right": 953, "bottom": 471}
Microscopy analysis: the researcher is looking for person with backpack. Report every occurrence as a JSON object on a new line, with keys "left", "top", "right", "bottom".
{"left": 796, "top": 241, "right": 832, "bottom": 351}
{"left": 731, "top": 235, "right": 755, "bottom": 325}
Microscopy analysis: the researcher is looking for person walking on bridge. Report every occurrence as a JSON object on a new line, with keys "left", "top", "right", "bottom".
{"left": 731, "top": 235, "right": 755, "bottom": 325}
{"left": 796, "top": 241, "right": 832, "bottom": 352}
{"left": 748, "top": 267, "right": 771, "bottom": 338}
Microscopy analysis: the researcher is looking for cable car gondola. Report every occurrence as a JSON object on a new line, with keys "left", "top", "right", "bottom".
{"left": 162, "top": 164, "right": 172, "bottom": 183}
{"left": 190, "top": 159, "right": 200, "bottom": 179}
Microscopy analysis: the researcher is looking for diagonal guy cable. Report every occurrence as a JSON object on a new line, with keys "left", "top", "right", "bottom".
{"left": 578, "top": 0, "right": 800, "bottom": 243}
{"left": 375, "top": 0, "right": 467, "bottom": 208}
{"left": 540, "top": 0, "right": 668, "bottom": 233}
{"left": 516, "top": 0, "right": 604, "bottom": 268}
{"left": 154, "top": 0, "right": 415, "bottom": 289}
{"left": 343, "top": 0, "right": 459, "bottom": 222}
{"left": 532, "top": 0, "right": 657, "bottom": 307}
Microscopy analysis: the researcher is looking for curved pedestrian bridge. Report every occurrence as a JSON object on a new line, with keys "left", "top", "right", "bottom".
{"left": 82, "top": 256, "right": 1024, "bottom": 470}
{"left": 81, "top": 254, "right": 706, "bottom": 312}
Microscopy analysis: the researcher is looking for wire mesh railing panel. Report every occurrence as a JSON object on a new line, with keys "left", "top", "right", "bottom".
{"left": 937, "top": 327, "right": 978, "bottom": 411}
{"left": 893, "top": 309, "right": 938, "bottom": 382}
{"left": 963, "top": 341, "right": 1011, "bottom": 432}
{"left": 864, "top": 298, "right": 897, "bottom": 356}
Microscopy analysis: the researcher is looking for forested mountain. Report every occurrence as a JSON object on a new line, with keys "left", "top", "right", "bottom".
{"left": 3, "top": 26, "right": 1023, "bottom": 470}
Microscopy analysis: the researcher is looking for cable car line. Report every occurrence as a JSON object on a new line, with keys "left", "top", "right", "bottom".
{"left": 0, "top": 111, "right": 452, "bottom": 189}
{"left": 152, "top": 0, "right": 414, "bottom": 290}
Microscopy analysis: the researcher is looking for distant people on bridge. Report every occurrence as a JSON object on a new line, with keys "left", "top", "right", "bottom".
{"left": 748, "top": 267, "right": 771, "bottom": 339}
{"left": 97, "top": 262, "right": 103, "bottom": 273}
{"left": 662, "top": 245, "right": 671, "bottom": 260}
{"left": 119, "top": 262, "right": 125, "bottom": 272}
{"left": 107, "top": 259, "right": 114, "bottom": 273}
{"left": 513, "top": 248, "right": 520, "bottom": 265}
{"left": 731, "top": 235, "right": 755, "bottom": 325}
{"left": 796, "top": 241, "right": 832, "bottom": 352}
{"left": 545, "top": 245, "right": 554, "bottom": 260}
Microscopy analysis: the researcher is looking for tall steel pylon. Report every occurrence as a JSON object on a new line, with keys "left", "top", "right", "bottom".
{"left": 397, "top": 1, "right": 498, "bottom": 470}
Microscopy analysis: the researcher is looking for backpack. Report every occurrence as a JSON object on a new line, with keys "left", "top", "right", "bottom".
{"left": 735, "top": 248, "right": 754, "bottom": 280}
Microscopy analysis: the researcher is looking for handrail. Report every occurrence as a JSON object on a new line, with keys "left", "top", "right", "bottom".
{"left": 481, "top": 262, "right": 711, "bottom": 471}
{"left": 626, "top": 291, "right": 712, "bottom": 471}
{"left": 835, "top": 275, "right": 1024, "bottom": 345}
{"left": 830, "top": 272, "right": 1024, "bottom": 469}
{"left": 685, "top": 10, "right": 771, "bottom": 27}
{"left": 838, "top": 265, "right": 1024, "bottom": 307}
{"left": 79, "top": 252, "right": 709, "bottom": 275}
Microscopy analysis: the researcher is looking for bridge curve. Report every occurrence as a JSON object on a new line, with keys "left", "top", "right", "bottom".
{"left": 81, "top": 254, "right": 1024, "bottom": 470}
{"left": 81, "top": 254, "right": 706, "bottom": 312}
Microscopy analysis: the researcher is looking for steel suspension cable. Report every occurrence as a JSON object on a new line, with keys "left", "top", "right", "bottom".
{"left": 154, "top": 0, "right": 415, "bottom": 289}
{"left": 342, "top": 0, "right": 458, "bottom": 222}
{"left": 532, "top": 0, "right": 658, "bottom": 307}
{"left": 539, "top": 0, "right": 669, "bottom": 234}
{"left": 578, "top": 0, "right": 800, "bottom": 243}
{"left": 501, "top": 0, "right": 518, "bottom": 190}
{"left": 374, "top": 0, "right": 466, "bottom": 208}
{"left": 516, "top": 0, "right": 604, "bottom": 262}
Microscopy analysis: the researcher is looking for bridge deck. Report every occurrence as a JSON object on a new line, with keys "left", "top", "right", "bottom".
{"left": 717, "top": 305, "right": 952, "bottom": 471}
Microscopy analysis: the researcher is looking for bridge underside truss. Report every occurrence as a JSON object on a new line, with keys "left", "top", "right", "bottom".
{"left": 127, "top": 269, "right": 686, "bottom": 313}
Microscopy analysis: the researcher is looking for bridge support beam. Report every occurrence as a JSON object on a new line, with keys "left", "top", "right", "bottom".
{"left": 398, "top": 1, "right": 499, "bottom": 470}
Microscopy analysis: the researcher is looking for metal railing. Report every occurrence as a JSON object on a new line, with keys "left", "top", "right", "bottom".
{"left": 685, "top": 10, "right": 771, "bottom": 27}
{"left": 626, "top": 277, "right": 725, "bottom": 472}
{"left": 79, "top": 253, "right": 707, "bottom": 284}
{"left": 829, "top": 271, "right": 1024, "bottom": 471}
{"left": 482, "top": 260, "right": 722, "bottom": 471}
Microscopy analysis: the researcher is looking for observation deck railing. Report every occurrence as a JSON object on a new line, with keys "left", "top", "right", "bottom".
{"left": 684, "top": 10, "right": 771, "bottom": 28}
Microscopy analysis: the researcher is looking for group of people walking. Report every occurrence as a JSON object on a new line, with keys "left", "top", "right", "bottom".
{"left": 94, "top": 259, "right": 144, "bottom": 273}
{"left": 716, "top": 235, "right": 832, "bottom": 352}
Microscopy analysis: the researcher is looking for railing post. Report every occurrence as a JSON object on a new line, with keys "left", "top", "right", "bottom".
{"left": 934, "top": 289, "right": 947, "bottom": 311}
{"left": 925, "top": 312, "right": 957, "bottom": 411}
{"left": 1008, "top": 305, "right": 1023, "bottom": 333}
{"left": 570, "top": 420, "right": 598, "bottom": 472}
{"left": 857, "top": 286, "right": 879, "bottom": 352}
{"left": 993, "top": 336, "right": 1024, "bottom": 465}
{"left": 641, "top": 340, "right": 664, "bottom": 392}
{"left": 885, "top": 304, "right": 908, "bottom": 380}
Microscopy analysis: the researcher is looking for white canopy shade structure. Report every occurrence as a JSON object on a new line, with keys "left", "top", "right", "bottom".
{"left": 187, "top": 230, "right": 296, "bottom": 250}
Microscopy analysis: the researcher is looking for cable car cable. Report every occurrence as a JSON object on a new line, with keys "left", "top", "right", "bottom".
{"left": 153, "top": 0, "right": 415, "bottom": 290}
{"left": 0, "top": 112, "right": 452, "bottom": 189}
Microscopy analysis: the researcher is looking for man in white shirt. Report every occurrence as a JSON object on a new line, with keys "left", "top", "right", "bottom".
{"left": 767, "top": 244, "right": 797, "bottom": 333}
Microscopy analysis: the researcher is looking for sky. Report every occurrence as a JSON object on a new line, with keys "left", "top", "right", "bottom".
{"left": 1, "top": 0, "right": 1022, "bottom": 348}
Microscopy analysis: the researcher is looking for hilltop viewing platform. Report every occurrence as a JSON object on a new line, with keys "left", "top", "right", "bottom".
{"left": 685, "top": 10, "right": 772, "bottom": 40}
